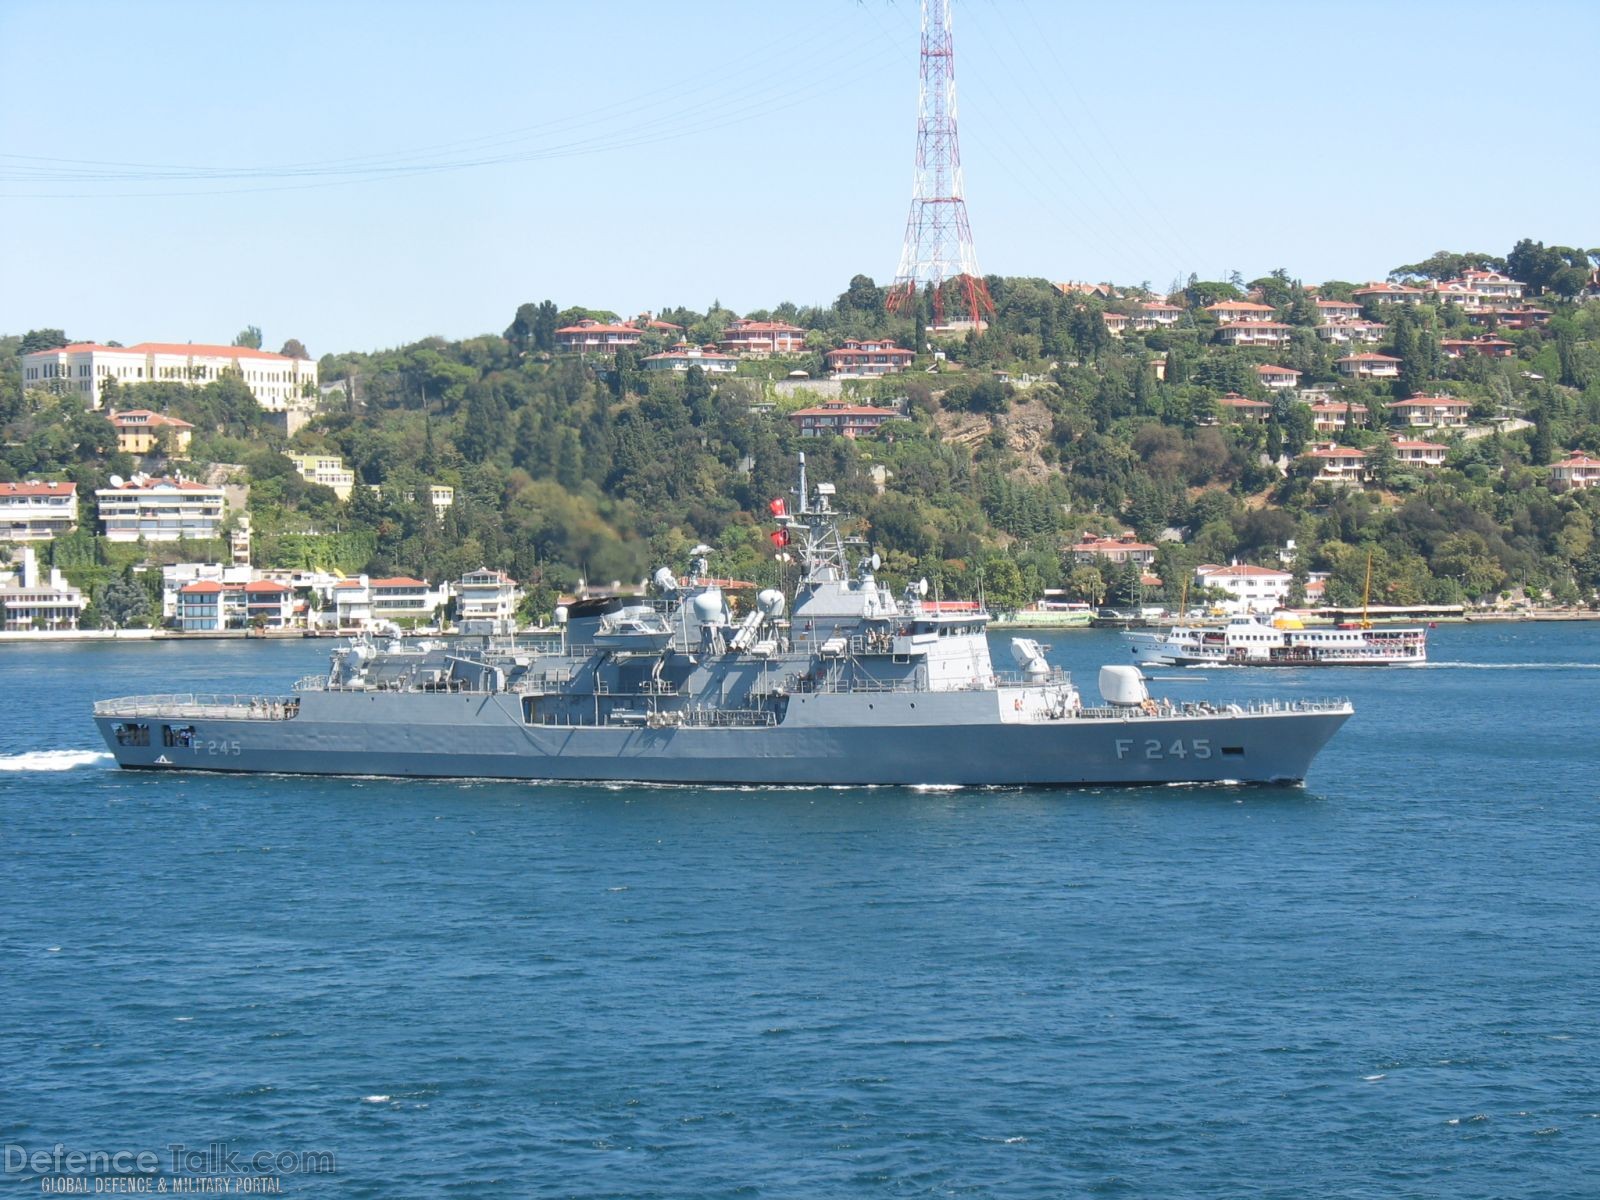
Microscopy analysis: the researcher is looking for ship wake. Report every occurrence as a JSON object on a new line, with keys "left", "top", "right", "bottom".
{"left": 0, "top": 749, "right": 115, "bottom": 772}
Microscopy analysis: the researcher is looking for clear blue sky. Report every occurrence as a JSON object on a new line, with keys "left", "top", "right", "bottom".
{"left": 3, "top": 0, "right": 1596, "bottom": 357}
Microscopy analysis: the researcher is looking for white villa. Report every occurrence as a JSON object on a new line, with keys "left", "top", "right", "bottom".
{"left": 20, "top": 342, "right": 317, "bottom": 414}
{"left": 96, "top": 474, "right": 226, "bottom": 543}
{"left": 0, "top": 481, "right": 78, "bottom": 542}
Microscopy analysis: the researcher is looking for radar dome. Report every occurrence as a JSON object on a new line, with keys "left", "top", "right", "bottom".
{"left": 691, "top": 588, "right": 725, "bottom": 623}
{"left": 756, "top": 588, "right": 785, "bottom": 617}
{"left": 553, "top": 606, "right": 568, "bottom": 626}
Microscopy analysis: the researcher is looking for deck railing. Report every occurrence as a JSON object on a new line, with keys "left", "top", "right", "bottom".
{"left": 94, "top": 694, "right": 300, "bottom": 720}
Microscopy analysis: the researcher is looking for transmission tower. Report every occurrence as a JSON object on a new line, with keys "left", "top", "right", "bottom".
{"left": 886, "top": 0, "right": 993, "bottom": 329}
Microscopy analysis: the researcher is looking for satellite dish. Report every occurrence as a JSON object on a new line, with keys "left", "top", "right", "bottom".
{"left": 870, "top": 552, "right": 881, "bottom": 572}
{"left": 917, "top": 577, "right": 929, "bottom": 597}
{"left": 108, "top": 474, "right": 125, "bottom": 488}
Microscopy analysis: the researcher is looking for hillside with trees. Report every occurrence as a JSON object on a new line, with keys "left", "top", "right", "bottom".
{"left": 4, "top": 235, "right": 1600, "bottom": 623}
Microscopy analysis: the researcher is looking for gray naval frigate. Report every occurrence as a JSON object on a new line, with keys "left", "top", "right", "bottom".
{"left": 94, "top": 458, "right": 1352, "bottom": 786}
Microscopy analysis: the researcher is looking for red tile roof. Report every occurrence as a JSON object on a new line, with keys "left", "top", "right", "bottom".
{"left": 789, "top": 405, "right": 898, "bottom": 418}
{"left": 131, "top": 342, "right": 298, "bottom": 361}
{"left": 100, "top": 476, "right": 217, "bottom": 492}
{"left": 1198, "top": 563, "right": 1292, "bottom": 578}
{"left": 111, "top": 409, "right": 194, "bottom": 429}
{"left": 0, "top": 481, "right": 75, "bottom": 497}
{"left": 725, "top": 320, "right": 806, "bottom": 334}
{"left": 555, "top": 320, "right": 640, "bottom": 335}
{"left": 179, "top": 580, "right": 224, "bottom": 594}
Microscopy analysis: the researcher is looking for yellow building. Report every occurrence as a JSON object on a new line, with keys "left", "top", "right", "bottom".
{"left": 111, "top": 409, "right": 193, "bottom": 457}
{"left": 288, "top": 454, "right": 356, "bottom": 500}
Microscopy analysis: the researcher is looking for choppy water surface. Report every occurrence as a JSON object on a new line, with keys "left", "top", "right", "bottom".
{"left": 2, "top": 624, "right": 1596, "bottom": 1197}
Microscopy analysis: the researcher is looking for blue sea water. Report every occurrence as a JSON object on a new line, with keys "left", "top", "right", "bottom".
{"left": 1, "top": 624, "right": 1597, "bottom": 1198}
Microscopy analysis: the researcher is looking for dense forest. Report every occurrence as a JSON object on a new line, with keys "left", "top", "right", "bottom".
{"left": 5, "top": 234, "right": 1600, "bottom": 624}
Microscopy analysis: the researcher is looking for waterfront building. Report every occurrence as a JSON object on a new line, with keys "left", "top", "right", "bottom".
{"left": 0, "top": 546, "right": 86, "bottom": 630}
{"left": 0, "top": 481, "right": 78, "bottom": 542}
{"left": 328, "top": 575, "right": 447, "bottom": 629}
{"left": 456, "top": 568, "right": 520, "bottom": 635}
{"left": 96, "top": 475, "right": 226, "bottom": 543}
{"left": 1195, "top": 562, "right": 1294, "bottom": 614}
{"left": 1070, "top": 533, "right": 1157, "bottom": 567}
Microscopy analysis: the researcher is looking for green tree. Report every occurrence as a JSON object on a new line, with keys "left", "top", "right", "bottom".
{"left": 232, "top": 326, "right": 263, "bottom": 350}
{"left": 1064, "top": 564, "right": 1108, "bottom": 606}
{"left": 95, "top": 572, "right": 153, "bottom": 628}
{"left": 19, "top": 329, "right": 69, "bottom": 354}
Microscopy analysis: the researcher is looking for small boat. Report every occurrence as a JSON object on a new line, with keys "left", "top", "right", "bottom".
{"left": 592, "top": 605, "right": 674, "bottom": 652}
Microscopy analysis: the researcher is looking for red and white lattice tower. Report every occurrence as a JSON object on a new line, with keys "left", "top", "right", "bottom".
{"left": 886, "top": 0, "right": 992, "bottom": 328}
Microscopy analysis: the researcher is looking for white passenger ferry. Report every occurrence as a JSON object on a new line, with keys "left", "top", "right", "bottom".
{"left": 1129, "top": 612, "right": 1428, "bottom": 667}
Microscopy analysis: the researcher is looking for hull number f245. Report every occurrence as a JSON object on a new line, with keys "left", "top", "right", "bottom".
{"left": 1115, "top": 738, "right": 1212, "bottom": 761}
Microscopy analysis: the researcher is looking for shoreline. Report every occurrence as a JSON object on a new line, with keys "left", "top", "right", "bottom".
{"left": 7, "top": 609, "right": 1600, "bottom": 644}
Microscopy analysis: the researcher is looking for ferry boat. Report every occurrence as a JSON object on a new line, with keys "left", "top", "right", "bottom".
{"left": 92, "top": 458, "right": 1353, "bottom": 787}
{"left": 1128, "top": 612, "right": 1428, "bottom": 667}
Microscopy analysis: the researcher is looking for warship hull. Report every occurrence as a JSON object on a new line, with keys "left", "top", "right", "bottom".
{"left": 95, "top": 690, "right": 1351, "bottom": 787}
